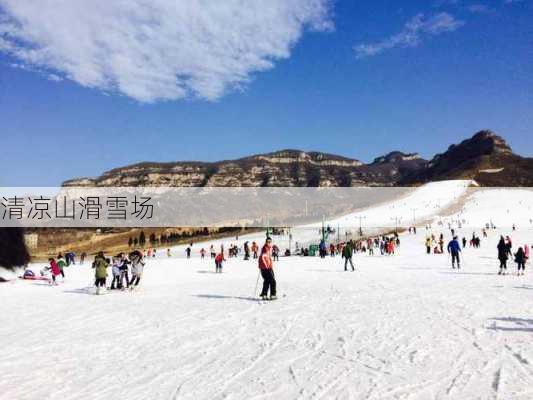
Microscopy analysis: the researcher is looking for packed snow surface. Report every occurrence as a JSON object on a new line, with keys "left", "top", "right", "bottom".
{"left": 2, "top": 181, "right": 533, "bottom": 400}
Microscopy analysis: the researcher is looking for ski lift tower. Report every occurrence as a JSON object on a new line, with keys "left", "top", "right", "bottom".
{"left": 265, "top": 215, "right": 271, "bottom": 238}
{"left": 357, "top": 215, "right": 366, "bottom": 237}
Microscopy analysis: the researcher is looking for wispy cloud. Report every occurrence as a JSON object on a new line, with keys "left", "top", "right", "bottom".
{"left": 0, "top": 0, "right": 333, "bottom": 103}
{"left": 354, "top": 13, "right": 464, "bottom": 59}
{"left": 466, "top": 4, "right": 496, "bottom": 13}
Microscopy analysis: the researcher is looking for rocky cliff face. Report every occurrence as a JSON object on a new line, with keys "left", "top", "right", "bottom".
{"left": 402, "top": 130, "right": 533, "bottom": 186}
{"left": 63, "top": 131, "right": 532, "bottom": 188}
{"left": 64, "top": 149, "right": 426, "bottom": 187}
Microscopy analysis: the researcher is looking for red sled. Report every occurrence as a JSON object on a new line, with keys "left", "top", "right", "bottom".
{"left": 20, "top": 275, "right": 51, "bottom": 283}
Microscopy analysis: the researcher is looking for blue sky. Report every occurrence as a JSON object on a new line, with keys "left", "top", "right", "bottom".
{"left": 0, "top": 0, "right": 531, "bottom": 186}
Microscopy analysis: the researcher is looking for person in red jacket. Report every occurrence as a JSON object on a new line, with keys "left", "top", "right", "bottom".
{"left": 259, "top": 237, "right": 277, "bottom": 300}
{"left": 214, "top": 252, "right": 225, "bottom": 273}
{"left": 48, "top": 258, "right": 61, "bottom": 285}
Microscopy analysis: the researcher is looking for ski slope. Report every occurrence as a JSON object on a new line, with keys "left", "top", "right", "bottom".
{"left": 2, "top": 181, "right": 533, "bottom": 400}
{"left": 443, "top": 188, "right": 533, "bottom": 229}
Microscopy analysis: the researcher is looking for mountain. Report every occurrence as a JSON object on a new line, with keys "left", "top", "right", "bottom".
{"left": 402, "top": 130, "right": 533, "bottom": 186}
{"left": 63, "top": 149, "right": 427, "bottom": 187}
{"left": 63, "top": 131, "right": 532, "bottom": 188}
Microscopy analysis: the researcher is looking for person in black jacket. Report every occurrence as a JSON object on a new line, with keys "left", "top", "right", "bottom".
{"left": 497, "top": 236, "right": 508, "bottom": 275}
{"left": 514, "top": 247, "right": 526, "bottom": 276}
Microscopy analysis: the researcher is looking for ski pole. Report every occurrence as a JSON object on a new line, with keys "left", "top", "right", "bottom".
{"left": 253, "top": 270, "right": 260, "bottom": 298}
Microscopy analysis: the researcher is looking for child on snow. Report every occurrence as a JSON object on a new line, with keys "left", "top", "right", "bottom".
{"left": 514, "top": 247, "right": 526, "bottom": 276}
{"left": 47, "top": 258, "right": 61, "bottom": 285}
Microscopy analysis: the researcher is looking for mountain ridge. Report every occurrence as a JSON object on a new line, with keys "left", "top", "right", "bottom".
{"left": 63, "top": 130, "right": 533, "bottom": 187}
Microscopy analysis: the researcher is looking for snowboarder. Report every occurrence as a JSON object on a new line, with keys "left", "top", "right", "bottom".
{"left": 258, "top": 237, "right": 276, "bottom": 300}
{"left": 342, "top": 241, "right": 355, "bottom": 271}
{"left": 92, "top": 252, "right": 109, "bottom": 295}
{"left": 447, "top": 236, "right": 461, "bottom": 269}
{"left": 497, "top": 236, "right": 508, "bottom": 275}
{"left": 514, "top": 247, "right": 526, "bottom": 275}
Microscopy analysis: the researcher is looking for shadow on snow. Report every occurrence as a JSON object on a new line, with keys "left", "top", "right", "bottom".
{"left": 487, "top": 317, "right": 533, "bottom": 332}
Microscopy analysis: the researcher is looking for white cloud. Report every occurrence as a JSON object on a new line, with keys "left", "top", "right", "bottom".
{"left": 0, "top": 0, "right": 332, "bottom": 103}
{"left": 354, "top": 13, "right": 464, "bottom": 59}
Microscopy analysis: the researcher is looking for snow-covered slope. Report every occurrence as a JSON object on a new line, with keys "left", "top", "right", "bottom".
{"left": 442, "top": 188, "right": 533, "bottom": 229}
{"left": 2, "top": 181, "right": 533, "bottom": 400}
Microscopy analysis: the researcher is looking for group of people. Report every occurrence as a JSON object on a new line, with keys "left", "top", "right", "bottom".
{"left": 93, "top": 250, "right": 146, "bottom": 294}
{"left": 425, "top": 229, "right": 530, "bottom": 275}
{"left": 31, "top": 221, "right": 531, "bottom": 298}
{"left": 497, "top": 235, "right": 530, "bottom": 275}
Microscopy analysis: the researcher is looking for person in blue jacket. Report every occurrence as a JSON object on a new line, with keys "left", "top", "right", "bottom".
{"left": 447, "top": 236, "right": 461, "bottom": 269}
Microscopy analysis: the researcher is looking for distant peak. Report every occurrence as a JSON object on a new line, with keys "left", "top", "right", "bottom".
{"left": 447, "top": 130, "right": 512, "bottom": 155}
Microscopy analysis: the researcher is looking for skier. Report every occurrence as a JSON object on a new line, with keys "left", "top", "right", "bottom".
{"left": 129, "top": 250, "right": 145, "bottom": 289}
{"left": 210, "top": 245, "right": 216, "bottom": 258}
{"left": 214, "top": 251, "right": 225, "bottom": 273}
{"left": 514, "top": 247, "right": 526, "bottom": 275}
{"left": 167, "top": 248, "right": 171, "bottom": 258}
{"left": 185, "top": 247, "right": 191, "bottom": 259}
{"left": 258, "top": 237, "right": 276, "bottom": 300}
{"left": 447, "top": 236, "right": 461, "bottom": 269}
{"left": 200, "top": 248, "right": 206, "bottom": 259}
{"left": 462, "top": 237, "right": 467, "bottom": 249}
{"left": 342, "top": 241, "right": 355, "bottom": 271}
{"left": 92, "top": 252, "right": 109, "bottom": 295}
{"left": 497, "top": 236, "right": 508, "bottom": 275}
